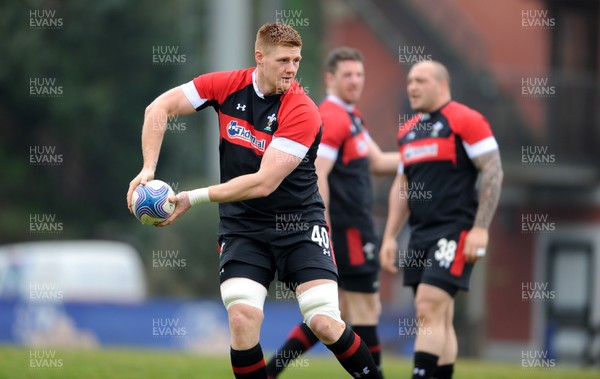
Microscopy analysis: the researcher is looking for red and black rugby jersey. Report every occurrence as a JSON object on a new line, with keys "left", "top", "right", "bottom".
{"left": 317, "top": 95, "right": 373, "bottom": 226}
{"left": 181, "top": 68, "right": 325, "bottom": 233}
{"left": 397, "top": 101, "right": 498, "bottom": 245}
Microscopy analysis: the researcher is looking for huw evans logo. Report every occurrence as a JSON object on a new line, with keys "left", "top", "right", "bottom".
{"left": 29, "top": 78, "right": 63, "bottom": 97}
{"left": 521, "top": 213, "right": 556, "bottom": 233}
{"left": 398, "top": 250, "right": 432, "bottom": 269}
{"left": 152, "top": 250, "right": 186, "bottom": 269}
{"left": 29, "top": 10, "right": 63, "bottom": 29}
{"left": 152, "top": 45, "right": 187, "bottom": 65}
{"left": 275, "top": 9, "right": 309, "bottom": 28}
{"left": 274, "top": 281, "right": 299, "bottom": 301}
{"left": 151, "top": 113, "right": 187, "bottom": 133}
{"left": 152, "top": 318, "right": 186, "bottom": 337}
{"left": 29, "top": 282, "right": 63, "bottom": 301}
{"left": 398, "top": 45, "right": 432, "bottom": 64}
{"left": 521, "top": 282, "right": 556, "bottom": 301}
{"left": 29, "top": 214, "right": 63, "bottom": 233}
{"left": 521, "top": 77, "right": 555, "bottom": 97}
{"left": 521, "top": 145, "right": 556, "bottom": 165}
{"left": 521, "top": 9, "right": 555, "bottom": 29}
{"left": 398, "top": 181, "right": 432, "bottom": 201}
{"left": 521, "top": 350, "right": 556, "bottom": 368}
{"left": 30, "top": 145, "right": 63, "bottom": 165}
{"left": 275, "top": 213, "right": 309, "bottom": 233}
{"left": 29, "top": 350, "right": 63, "bottom": 369}
{"left": 398, "top": 318, "right": 432, "bottom": 337}
{"left": 274, "top": 350, "right": 310, "bottom": 368}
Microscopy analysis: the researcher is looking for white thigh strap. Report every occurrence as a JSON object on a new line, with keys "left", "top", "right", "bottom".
{"left": 220, "top": 278, "right": 268, "bottom": 311}
{"left": 297, "top": 282, "right": 343, "bottom": 325}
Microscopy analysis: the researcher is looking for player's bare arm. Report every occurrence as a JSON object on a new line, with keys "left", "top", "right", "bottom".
{"left": 127, "top": 87, "right": 196, "bottom": 212}
{"left": 209, "top": 146, "right": 302, "bottom": 201}
{"left": 157, "top": 147, "right": 303, "bottom": 226}
{"left": 367, "top": 139, "right": 400, "bottom": 175}
{"left": 471, "top": 149, "right": 504, "bottom": 229}
{"left": 463, "top": 149, "right": 504, "bottom": 262}
{"left": 380, "top": 174, "right": 410, "bottom": 273}
{"left": 142, "top": 87, "right": 197, "bottom": 167}
{"left": 315, "top": 156, "right": 336, "bottom": 226}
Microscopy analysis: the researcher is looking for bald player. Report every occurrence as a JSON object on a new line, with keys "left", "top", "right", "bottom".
{"left": 380, "top": 60, "right": 503, "bottom": 379}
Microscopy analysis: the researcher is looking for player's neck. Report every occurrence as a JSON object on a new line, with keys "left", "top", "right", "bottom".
{"left": 254, "top": 68, "right": 276, "bottom": 96}
{"left": 429, "top": 96, "right": 452, "bottom": 113}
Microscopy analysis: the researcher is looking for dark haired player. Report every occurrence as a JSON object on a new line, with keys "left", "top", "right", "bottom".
{"left": 127, "top": 23, "right": 381, "bottom": 379}
{"left": 380, "top": 60, "right": 503, "bottom": 379}
{"left": 266, "top": 47, "right": 398, "bottom": 378}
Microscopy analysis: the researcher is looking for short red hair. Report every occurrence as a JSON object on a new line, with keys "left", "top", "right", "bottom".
{"left": 255, "top": 22, "right": 302, "bottom": 52}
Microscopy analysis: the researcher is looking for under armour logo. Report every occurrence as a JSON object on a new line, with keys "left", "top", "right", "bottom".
{"left": 322, "top": 248, "right": 330, "bottom": 256}
{"left": 236, "top": 103, "right": 246, "bottom": 111}
{"left": 413, "top": 367, "right": 426, "bottom": 377}
{"left": 219, "top": 268, "right": 224, "bottom": 275}
{"left": 353, "top": 367, "right": 370, "bottom": 377}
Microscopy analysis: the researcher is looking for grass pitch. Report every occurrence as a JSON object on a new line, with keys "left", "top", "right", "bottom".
{"left": 1, "top": 345, "right": 598, "bottom": 379}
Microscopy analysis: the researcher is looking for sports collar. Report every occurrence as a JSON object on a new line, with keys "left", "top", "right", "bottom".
{"left": 252, "top": 69, "right": 265, "bottom": 99}
{"left": 326, "top": 95, "right": 355, "bottom": 112}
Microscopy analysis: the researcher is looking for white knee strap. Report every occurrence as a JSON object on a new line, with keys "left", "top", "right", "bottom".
{"left": 297, "top": 283, "right": 343, "bottom": 325}
{"left": 220, "top": 278, "right": 268, "bottom": 311}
